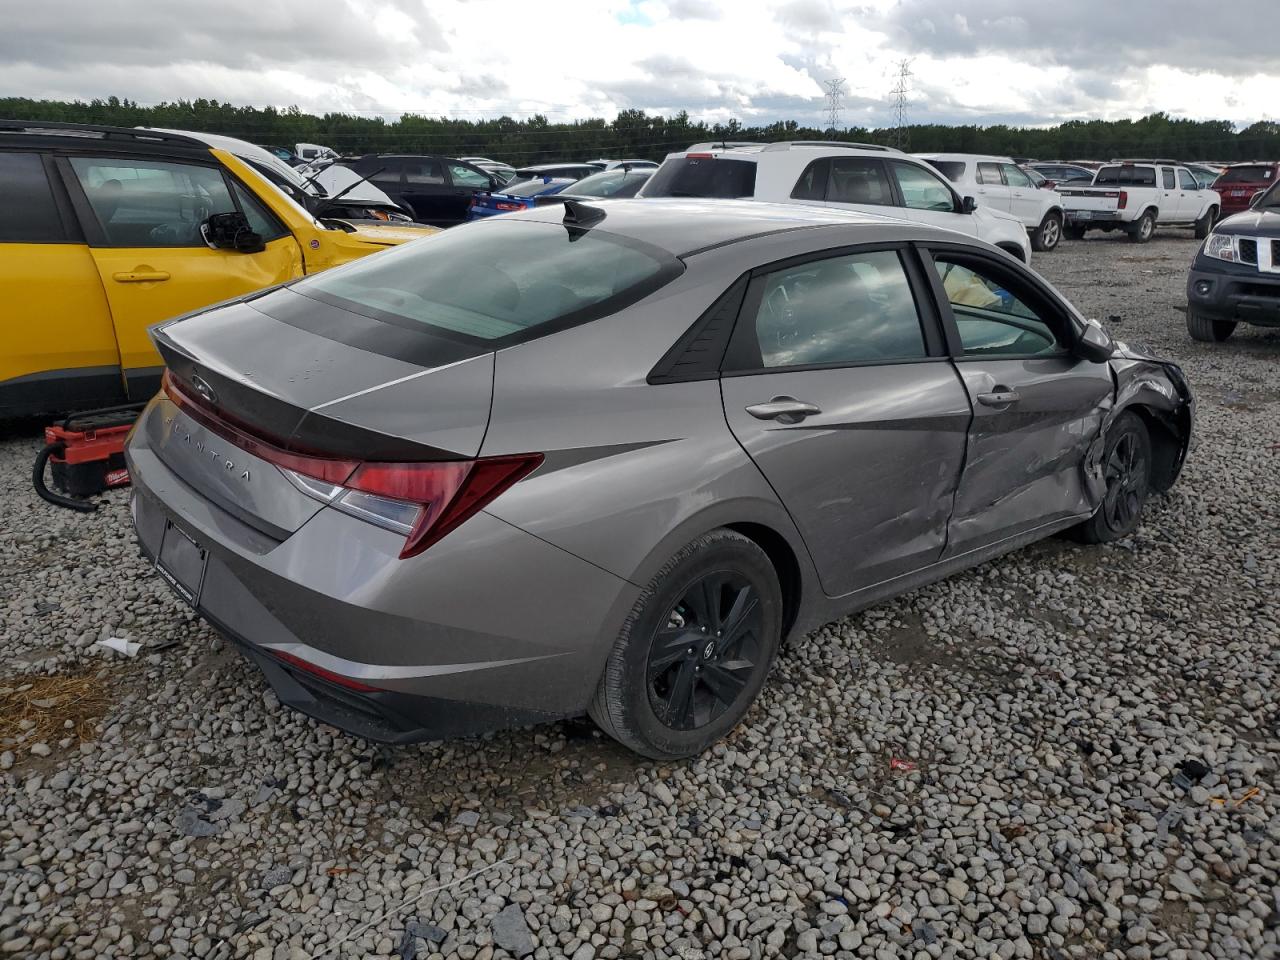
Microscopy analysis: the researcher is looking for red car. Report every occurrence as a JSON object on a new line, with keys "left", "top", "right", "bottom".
{"left": 1213, "top": 162, "right": 1280, "bottom": 217}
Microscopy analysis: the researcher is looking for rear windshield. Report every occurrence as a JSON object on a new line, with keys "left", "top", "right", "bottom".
{"left": 568, "top": 170, "right": 652, "bottom": 198}
{"left": 923, "top": 160, "right": 965, "bottom": 182}
{"left": 295, "top": 219, "right": 683, "bottom": 344}
{"left": 1094, "top": 165, "right": 1156, "bottom": 186}
{"left": 644, "top": 156, "right": 757, "bottom": 199}
{"left": 502, "top": 178, "right": 571, "bottom": 197}
{"left": 1218, "top": 165, "right": 1275, "bottom": 184}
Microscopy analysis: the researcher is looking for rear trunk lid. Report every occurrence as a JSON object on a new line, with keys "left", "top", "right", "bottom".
{"left": 149, "top": 286, "right": 495, "bottom": 537}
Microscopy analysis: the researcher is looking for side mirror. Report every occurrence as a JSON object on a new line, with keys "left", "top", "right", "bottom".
{"left": 1250, "top": 190, "right": 1265, "bottom": 208}
{"left": 1076, "top": 321, "right": 1114, "bottom": 362}
{"left": 961, "top": 195, "right": 978, "bottom": 214}
{"left": 201, "top": 212, "right": 265, "bottom": 254}
{"left": 488, "top": 174, "right": 500, "bottom": 190}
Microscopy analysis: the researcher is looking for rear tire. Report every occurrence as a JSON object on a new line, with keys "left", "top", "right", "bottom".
{"left": 1064, "top": 224, "right": 1086, "bottom": 241}
{"left": 1187, "top": 309, "right": 1236, "bottom": 342}
{"left": 1031, "top": 212, "right": 1063, "bottom": 252}
{"left": 589, "top": 529, "right": 782, "bottom": 760}
{"left": 1127, "top": 211, "right": 1156, "bottom": 243}
{"left": 1194, "top": 206, "right": 1218, "bottom": 239}
{"left": 1071, "top": 412, "right": 1151, "bottom": 544}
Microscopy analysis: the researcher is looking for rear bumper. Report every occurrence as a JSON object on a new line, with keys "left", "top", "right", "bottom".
{"left": 1065, "top": 210, "right": 1123, "bottom": 225}
{"left": 1187, "top": 262, "right": 1280, "bottom": 326}
{"left": 126, "top": 415, "right": 639, "bottom": 743}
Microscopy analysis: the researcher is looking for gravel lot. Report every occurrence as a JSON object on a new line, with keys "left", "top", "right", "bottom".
{"left": 2, "top": 231, "right": 1278, "bottom": 960}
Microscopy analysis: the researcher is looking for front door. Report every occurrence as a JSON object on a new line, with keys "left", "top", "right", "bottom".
{"left": 62, "top": 155, "right": 303, "bottom": 398}
{"left": 921, "top": 247, "right": 1113, "bottom": 556}
{"left": 719, "top": 246, "right": 971, "bottom": 597}
{"left": 1000, "top": 162, "right": 1042, "bottom": 226}
{"left": 445, "top": 162, "right": 493, "bottom": 224}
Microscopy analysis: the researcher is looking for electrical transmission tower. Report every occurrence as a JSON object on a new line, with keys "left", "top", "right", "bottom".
{"left": 824, "top": 78, "right": 846, "bottom": 133}
{"left": 890, "top": 59, "right": 913, "bottom": 149}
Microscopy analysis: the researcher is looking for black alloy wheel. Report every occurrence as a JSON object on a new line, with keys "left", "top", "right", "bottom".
{"left": 1102, "top": 429, "right": 1148, "bottom": 532}
{"left": 646, "top": 572, "right": 763, "bottom": 731}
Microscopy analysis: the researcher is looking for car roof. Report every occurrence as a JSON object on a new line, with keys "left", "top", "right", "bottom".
{"left": 674, "top": 141, "right": 902, "bottom": 162}
{"left": 916, "top": 152, "right": 1013, "bottom": 163}
{"left": 0, "top": 119, "right": 212, "bottom": 158}
{"left": 500, "top": 197, "right": 963, "bottom": 257}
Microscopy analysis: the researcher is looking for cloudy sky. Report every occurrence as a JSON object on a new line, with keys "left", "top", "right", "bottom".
{"left": 1, "top": 0, "right": 1274, "bottom": 129}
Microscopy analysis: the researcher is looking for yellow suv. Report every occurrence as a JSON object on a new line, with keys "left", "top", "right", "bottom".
{"left": 0, "top": 121, "right": 437, "bottom": 417}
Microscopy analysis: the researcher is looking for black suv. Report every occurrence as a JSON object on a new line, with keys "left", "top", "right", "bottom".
{"left": 344, "top": 155, "right": 502, "bottom": 226}
{"left": 1186, "top": 179, "right": 1280, "bottom": 342}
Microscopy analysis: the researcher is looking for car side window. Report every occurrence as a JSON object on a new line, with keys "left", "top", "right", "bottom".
{"left": 367, "top": 158, "right": 403, "bottom": 185}
{"left": 448, "top": 163, "right": 490, "bottom": 188}
{"left": 888, "top": 161, "right": 957, "bottom": 212}
{"left": 741, "top": 250, "right": 928, "bottom": 369}
{"left": 404, "top": 159, "right": 445, "bottom": 185}
{"left": 826, "top": 159, "right": 893, "bottom": 206}
{"left": 231, "top": 183, "right": 288, "bottom": 241}
{"left": 790, "top": 158, "right": 830, "bottom": 201}
{"left": 69, "top": 157, "right": 238, "bottom": 247}
{"left": 1001, "top": 164, "right": 1032, "bottom": 188}
{"left": 931, "top": 257, "right": 1063, "bottom": 357}
{"left": 1177, "top": 169, "right": 1197, "bottom": 190}
{"left": 977, "top": 162, "right": 1003, "bottom": 186}
{"left": 0, "top": 153, "right": 65, "bottom": 243}
{"left": 1162, "top": 168, "right": 1176, "bottom": 190}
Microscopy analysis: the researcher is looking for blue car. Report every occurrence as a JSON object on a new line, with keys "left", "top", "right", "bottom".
{"left": 466, "top": 177, "right": 575, "bottom": 220}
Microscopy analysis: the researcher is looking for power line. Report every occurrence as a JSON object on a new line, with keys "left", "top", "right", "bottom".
{"left": 890, "top": 59, "right": 913, "bottom": 150}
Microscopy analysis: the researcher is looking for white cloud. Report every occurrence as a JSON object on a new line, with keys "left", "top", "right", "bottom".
{"left": 0, "top": 0, "right": 1274, "bottom": 129}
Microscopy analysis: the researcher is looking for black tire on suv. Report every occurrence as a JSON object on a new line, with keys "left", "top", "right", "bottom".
{"left": 1193, "top": 206, "right": 1218, "bottom": 240}
{"left": 1064, "top": 224, "right": 1087, "bottom": 241}
{"left": 1127, "top": 211, "right": 1156, "bottom": 244}
{"left": 1187, "top": 309, "right": 1237, "bottom": 342}
{"left": 1032, "top": 212, "right": 1063, "bottom": 252}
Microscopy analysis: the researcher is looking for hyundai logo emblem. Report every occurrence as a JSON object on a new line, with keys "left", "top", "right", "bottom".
{"left": 190, "top": 374, "right": 217, "bottom": 405}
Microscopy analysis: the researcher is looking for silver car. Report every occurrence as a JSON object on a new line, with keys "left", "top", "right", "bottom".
{"left": 125, "top": 199, "right": 1193, "bottom": 759}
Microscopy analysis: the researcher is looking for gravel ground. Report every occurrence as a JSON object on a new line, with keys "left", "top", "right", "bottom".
{"left": 2, "top": 231, "right": 1278, "bottom": 960}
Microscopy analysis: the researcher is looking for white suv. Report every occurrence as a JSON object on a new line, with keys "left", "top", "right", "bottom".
{"left": 639, "top": 141, "right": 1032, "bottom": 262}
{"left": 916, "top": 153, "right": 1065, "bottom": 252}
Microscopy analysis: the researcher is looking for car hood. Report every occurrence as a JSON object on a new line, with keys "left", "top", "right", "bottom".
{"left": 1210, "top": 207, "right": 1280, "bottom": 236}
{"left": 340, "top": 222, "right": 441, "bottom": 246}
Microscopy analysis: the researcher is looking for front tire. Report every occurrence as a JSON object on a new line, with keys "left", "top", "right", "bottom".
{"left": 1127, "top": 211, "right": 1156, "bottom": 243}
{"left": 589, "top": 529, "right": 782, "bottom": 760}
{"left": 1032, "top": 212, "right": 1063, "bottom": 252}
{"left": 1187, "top": 309, "right": 1236, "bottom": 342}
{"left": 1072, "top": 413, "right": 1151, "bottom": 544}
{"left": 1194, "top": 206, "right": 1218, "bottom": 239}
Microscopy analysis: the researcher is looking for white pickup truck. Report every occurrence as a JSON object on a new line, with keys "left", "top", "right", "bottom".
{"left": 1058, "top": 161, "right": 1220, "bottom": 243}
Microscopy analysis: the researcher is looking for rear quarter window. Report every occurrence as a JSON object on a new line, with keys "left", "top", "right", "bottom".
{"left": 0, "top": 153, "right": 65, "bottom": 242}
{"left": 924, "top": 160, "right": 965, "bottom": 182}
{"left": 644, "top": 157, "right": 757, "bottom": 199}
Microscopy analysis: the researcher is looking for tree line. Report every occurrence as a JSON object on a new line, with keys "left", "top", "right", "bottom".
{"left": 3, "top": 97, "right": 1278, "bottom": 164}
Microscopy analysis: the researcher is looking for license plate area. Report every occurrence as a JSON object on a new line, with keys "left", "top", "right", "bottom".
{"left": 157, "top": 520, "right": 208, "bottom": 607}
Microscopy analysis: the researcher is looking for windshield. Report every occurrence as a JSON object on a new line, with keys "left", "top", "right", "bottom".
{"left": 1218, "top": 165, "right": 1275, "bottom": 184}
{"left": 566, "top": 170, "right": 653, "bottom": 198}
{"left": 643, "top": 156, "right": 757, "bottom": 198}
{"left": 923, "top": 160, "right": 965, "bottom": 182}
{"left": 295, "top": 219, "right": 683, "bottom": 344}
{"left": 1094, "top": 165, "right": 1156, "bottom": 186}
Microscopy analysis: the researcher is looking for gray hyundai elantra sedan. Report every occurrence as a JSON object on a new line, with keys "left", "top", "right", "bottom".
{"left": 125, "top": 198, "right": 1193, "bottom": 759}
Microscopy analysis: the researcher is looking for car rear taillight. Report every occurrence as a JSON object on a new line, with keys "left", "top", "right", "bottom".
{"left": 1118, "top": 190, "right": 1128, "bottom": 209}
{"left": 495, "top": 201, "right": 524, "bottom": 211}
{"left": 685, "top": 153, "right": 714, "bottom": 159}
{"left": 271, "top": 650, "right": 382, "bottom": 692}
{"left": 161, "top": 371, "right": 542, "bottom": 559}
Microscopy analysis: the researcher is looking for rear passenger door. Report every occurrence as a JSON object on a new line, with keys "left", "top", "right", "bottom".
{"left": 396, "top": 157, "right": 452, "bottom": 225}
{"left": 719, "top": 245, "right": 972, "bottom": 597}
{"left": 0, "top": 151, "right": 121, "bottom": 415}
{"left": 61, "top": 155, "right": 303, "bottom": 398}
{"left": 919, "top": 246, "right": 1112, "bottom": 556}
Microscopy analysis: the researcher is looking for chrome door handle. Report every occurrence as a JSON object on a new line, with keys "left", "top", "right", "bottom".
{"left": 745, "top": 397, "right": 822, "bottom": 423}
{"left": 977, "top": 389, "right": 1020, "bottom": 407}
